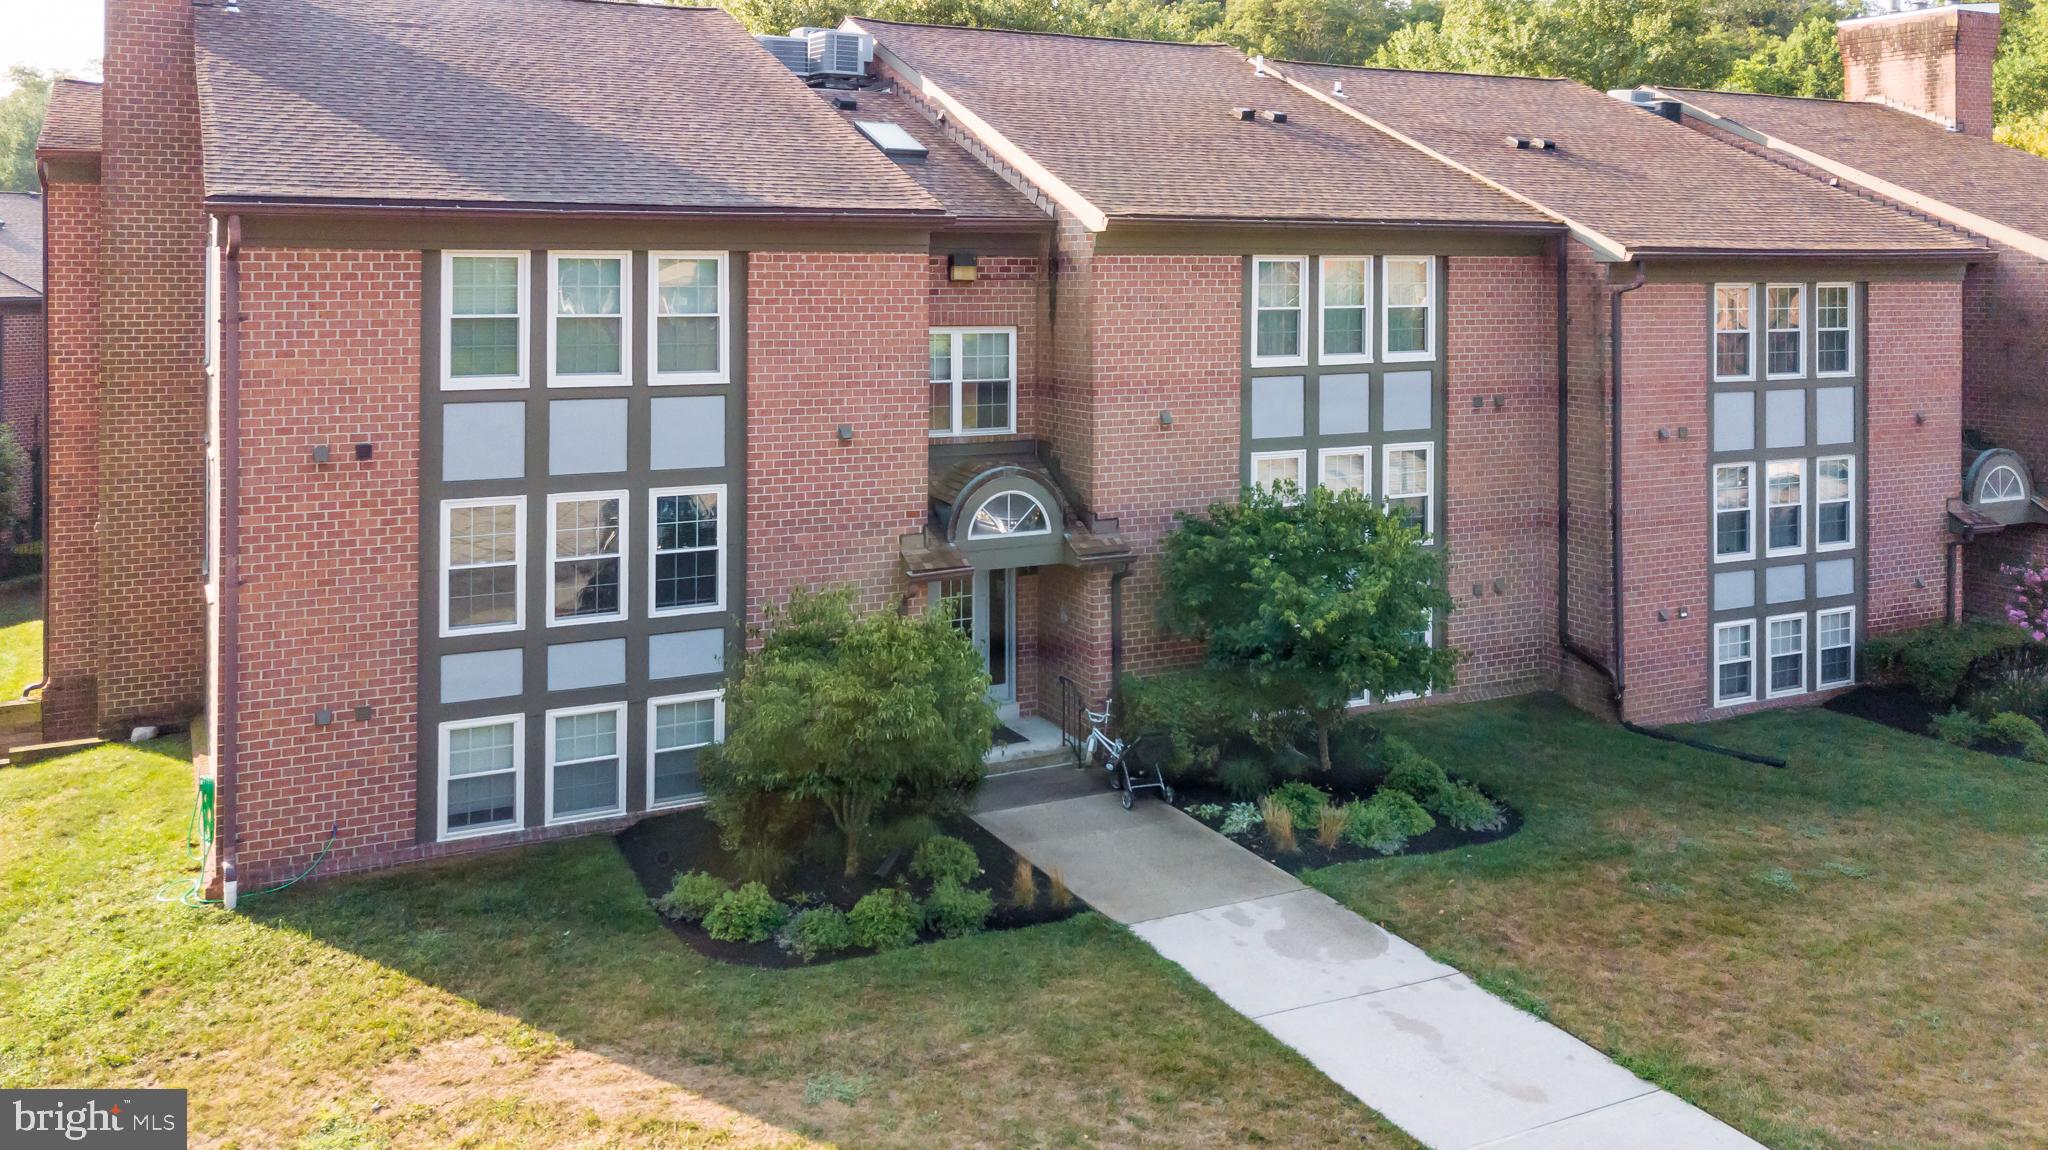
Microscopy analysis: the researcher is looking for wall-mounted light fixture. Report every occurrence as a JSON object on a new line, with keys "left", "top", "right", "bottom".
{"left": 948, "top": 252, "right": 979, "bottom": 283}
{"left": 311, "top": 444, "right": 331, "bottom": 464}
{"left": 313, "top": 708, "right": 334, "bottom": 727}
{"left": 1158, "top": 410, "right": 1174, "bottom": 428}
{"left": 837, "top": 424, "right": 855, "bottom": 443}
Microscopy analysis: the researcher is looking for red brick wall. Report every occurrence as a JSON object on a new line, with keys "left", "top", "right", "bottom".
{"left": 1840, "top": 7, "right": 2000, "bottom": 137}
{"left": 744, "top": 251, "right": 927, "bottom": 628}
{"left": 1865, "top": 278, "right": 1963, "bottom": 632}
{"left": 41, "top": 181, "right": 100, "bottom": 739}
{"left": 1962, "top": 248, "right": 2048, "bottom": 481}
{"left": 927, "top": 253, "right": 1047, "bottom": 443}
{"left": 0, "top": 304, "right": 44, "bottom": 452}
{"left": 1558, "top": 243, "right": 1619, "bottom": 716}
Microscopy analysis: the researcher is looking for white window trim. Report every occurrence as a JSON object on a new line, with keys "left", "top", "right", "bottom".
{"left": 1980, "top": 464, "right": 2027, "bottom": 504}
{"left": 437, "top": 713, "right": 525, "bottom": 842}
{"left": 1316, "top": 444, "right": 1373, "bottom": 497}
{"left": 1815, "top": 454, "right": 1856, "bottom": 552}
{"left": 1712, "top": 283, "right": 1756, "bottom": 383}
{"left": 928, "top": 326, "right": 1019, "bottom": 438}
{"left": 1713, "top": 619, "right": 1757, "bottom": 708}
{"left": 1384, "top": 610, "right": 1437, "bottom": 703}
{"left": 1764, "top": 283, "right": 1806, "bottom": 381}
{"left": 1381, "top": 256, "right": 1435, "bottom": 363}
{"left": 1712, "top": 462, "right": 1755, "bottom": 564}
{"left": 1764, "top": 458, "right": 1807, "bottom": 559}
{"left": 967, "top": 490, "right": 1053, "bottom": 539}
{"left": 646, "top": 251, "right": 729, "bottom": 385}
{"left": 1250, "top": 256, "right": 1309, "bottom": 368}
{"left": 546, "top": 490, "right": 630, "bottom": 628}
{"left": 441, "top": 250, "right": 530, "bottom": 391}
{"left": 646, "top": 689, "right": 726, "bottom": 811}
{"left": 1382, "top": 441, "right": 1436, "bottom": 540}
{"left": 1817, "top": 606, "right": 1857, "bottom": 689}
{"left": 648, "top": 484, "right": 726, "bottom": 618}
{"left": 1815, "top": 282, "right": 1855, "bottom": 379}
{"left": 439, "top": 495, "right": 526, "bottom": 639}
{"left": 1318, "top": 255, "right": 1373, "bottom": 366}
{"left": 1249, "top": 449, "right": 1309, "bottom": 498}
{"left": 544, "top": 701, "right": 629, "bottom": 826}
{"left": 546, "top": 250, "right": 633, "bottom": 388}
{"left": 1765, "top": 611, "right": 1808, "bottom": 700}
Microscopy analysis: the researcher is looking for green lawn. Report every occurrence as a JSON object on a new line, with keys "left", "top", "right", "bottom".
{"left": 0, "top": 737, "right": 1407, "bottom": 1150}
{"left": 0, "top": 578, "right": 41, "bottom": 700}
{"left": 1326, "top": 695, "right": 2048, "bottom": 1150}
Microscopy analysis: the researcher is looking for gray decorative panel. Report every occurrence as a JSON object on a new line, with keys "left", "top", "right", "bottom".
{"left": 442, "top": 402, "right": 525, "bottom": 482}
{"left": 1815, "top": 387, "right": 1855, "bottom": 446}
{"left": 1713, "top": 569, "right": 1755, "bottom": 612}
{"left": 651, "top": 395, "right": 727, "bottom": 471}
{"left": 650, "top": 628, "right": 724, "bottom": 680}
{"left": 1251, "top": 376, "right": 1304, "bottom": 440}
{"left": 440, "top": 648, "right": 523, "bottom": 704}
{"left": 1815, "top": 557, "right": 1855, "bottom": 599}
{"left": 1764, "top": 389, "right": 1805, "bottom": 450}
{"left": 549, "top": 399, "right": 628, "bottom": 476}
{"left": 1382, "top": 371, "right": 1433, "bottom": 432}
{"left": 1319, "top": 373, "right": 1371, "bottom": 436}
{"left": 1765, "top": 563, "right": 1806, "bottom": 605}
{"left": 547, "top": 637, "right": 627, "bottom": 692}
{"left": 1712, "top": 392, "right": 1753, "bottom": 453}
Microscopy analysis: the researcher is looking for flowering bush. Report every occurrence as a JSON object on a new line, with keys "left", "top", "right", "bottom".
{"left": 2006, "top": 563, "right": 2048, "bottom": 643}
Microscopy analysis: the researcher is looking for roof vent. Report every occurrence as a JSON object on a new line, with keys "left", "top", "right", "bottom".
{"left": 1506, "top": 135, "right": 1557, "bottom": 151}
{"left": 832, "top": 95, "right": 858, "bottom": 110}
{"left": 1233, "top": 106, "right": 1256, "bottom": 121}
{"left": 854, "top": 120, "right": 928, "bottom": 159}
{"left": 1262, "top": 110, "right": 1288, "bottom": 124}
{"left": 807, "top": 29, "right": 874, "bottom": 79}
{"left": 1607, "top": 88, "right": 1683, "bottom": 122}
{"left": 1332, "top": 80, "right": 1346, "bottom": 98}
{"left": 757, "top": 34, "right": 812, "bottom": 75}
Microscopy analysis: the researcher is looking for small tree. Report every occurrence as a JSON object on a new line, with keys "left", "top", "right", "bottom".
{"left": 1160, "top": 483, "right": 1460, "bottom": 772}
{"left": 707, "top": 589, "right": 995, "bottom": 878}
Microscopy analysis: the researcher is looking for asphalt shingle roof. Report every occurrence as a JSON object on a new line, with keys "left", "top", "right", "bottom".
{"left": 820, "top": 85, "right": 1048, "bottom": 225}
{"left": 0, "top": 193, "right": 42, "bottom": 300}
{"left": 35, "top": 79, "right": 101, "bottom": 156}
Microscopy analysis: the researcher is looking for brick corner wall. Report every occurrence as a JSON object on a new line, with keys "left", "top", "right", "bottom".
{"left": 40, "top": 179, "right": 100, "bottom": 740}
{"left": 1865, "top": 277, "right": 1963, "bottom": 635}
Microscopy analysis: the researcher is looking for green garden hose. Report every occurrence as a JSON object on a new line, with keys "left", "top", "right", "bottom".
{"left": 159, "top": 776, "right": 335, "bottom": 908}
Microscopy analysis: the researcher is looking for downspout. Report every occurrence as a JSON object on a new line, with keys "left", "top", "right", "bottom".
{"left": 217, "top": 214, "right": 242, "bottom": 910}
{"left": 23, "top": 161, "right": 53, "bottom": 699}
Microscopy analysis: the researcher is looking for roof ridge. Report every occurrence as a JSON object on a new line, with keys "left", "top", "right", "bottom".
{"left": 850, "top": 17, "right": 1230, "bottom": 51}
{"left": 1280, "top": 58, "right": 1573, "bottom": 85}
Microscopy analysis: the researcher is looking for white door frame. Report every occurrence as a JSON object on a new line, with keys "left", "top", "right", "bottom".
{"left": 929, "top": 569, "right": 1017, "bottom": 718}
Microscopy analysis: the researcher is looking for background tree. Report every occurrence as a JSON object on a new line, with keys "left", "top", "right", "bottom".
{"left": 1160, "top": 484, "right": 1460, "bottom": 773}
{"left": 0, "top": 68, "right": 55, "bottom": 193}
{"left": 1725, "top": 5, "right": 1849, "bottom": 97}
{"left": 705, "top": 589, "right": 995, "bottom": 878}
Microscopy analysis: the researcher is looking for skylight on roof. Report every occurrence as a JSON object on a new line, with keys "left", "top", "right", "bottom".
{"left": 853, "top": 120, "right": 927, "bottom": 158}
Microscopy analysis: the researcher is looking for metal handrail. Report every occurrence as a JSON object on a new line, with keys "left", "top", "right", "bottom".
{"left": 1056, "top": 674, "right": 1085, "bottom": 757}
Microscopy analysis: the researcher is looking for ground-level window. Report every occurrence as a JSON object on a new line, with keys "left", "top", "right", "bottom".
{"left": 1251, "top": 450, "right": 1307, "bottom": 497}
{"left": 1818, "top": 608, "right": 1855, "bottom": 688}
{"left": 548, "top": 252, "right": 630, "bottom": 386}
{"left": 441, "top": 496, "right": 524, "bottom": 636}
{"left": 1715, "top": 620, "right": 1755, "bottom": 706}
{"left": 1767, "top": 614, "right": 1806, "bottom": 698}
{"left": 1252, "top": 257, "right": 1307, "bottom": 365}
{"left": 1713, "top": 284, "right": 1753, "bottom": 381}
{"left": 1713, "top": 463, "right": 1753, "bottom": 561}
{"left": 440, "top": 715, "right": 523, "bottom": 839}
{"left": 929, "top": 328, "right": 1016, "bottom": 436}
{"left": 1816, "top": 283, "right": 1853, "bottom": 376}
{"left": 1383, "top": 257, "right": 1433, "bottom": 360}
{"left": 1765, "top": 284, "right": 1804, "bottom": 378}
{"left": 444, "top": 251, "right": 527, "bottom": 389}
{"left": 650, "top": 252, "right": 727, "bottom": 383}
{"left": 1319, "top": 446, "right": 1371, "bottom": 497}
{"left": 549, "top": 492, "right": 626, "bottom": 626}
{"left": 1384, "top": 444, "right": 1433, "bottom": 539}
{"left": 1320, "top": 256, "right": 1372, "bottom": 363}
{"left": 1816, "top": 456, "right": 1854, "bottom": 550}
{"left": 649, "top": 690, "right": 723, "bottom": 809}
{"left": 933, "top": 575, "right": 973, "bottom": 634}
{"left": 546, "top": 702, "right": 626, "bottom": 824}
{"left": 1766, "top": 460, "right": 1804, "bottom": 555}
{"left": 650, "top": 486, "right": 721, "bottom": 616}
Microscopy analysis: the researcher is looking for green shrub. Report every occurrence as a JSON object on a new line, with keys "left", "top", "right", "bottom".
{"left": 654, "top": 870, "right": 729, "bottom": 923}
{"left": 1219, "top": 802, "right": 1262, "bottom": 837}
{"left": 1328, "top": 720, "right": 1378, "bottom": 769}
{"left": 1119, "top": 668, "right": 1308, "bottom": 779}
{"left": 703, "top": 882, "right": 788, "bottom": 943}
{"left": 1380, "top": 738, "right": 1451, "bottom": 800}
{"left": 1268, "top": 780, "right": 1331, "bottom": 829}
{"left": 910, "top": 835, "right": 981, "bottom": 888}
{"left": 1341, "top": 789, "right": 1436, "bottom": 855}
{"left": 1985, "top": 711, "right": 2048, "bottom": 762}
{"left": 1219, "top": 755, "right": 1277, "bottom": 801}
{"left": 848, "top": 888, "right": 921, "bottom": 951}
{"left": 780, "top": 906, "right": 854, "bottom": 962}
{"left": 1863, "top": 622, "right": 2040, "bottom": 703}
{"left": 923, "top": 879, "right": 995, "bottom": 938}
{"left": 1432, "top": 780, "right": 1507, "bottom": 833}
{"left": 1930, "top": 708, "right": 1985, "bottom": 747}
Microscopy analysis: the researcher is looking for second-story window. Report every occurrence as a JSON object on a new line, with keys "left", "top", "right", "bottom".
{"left": 1766, "top": 284, "right": 1804, "bottom": 378}
{"left": 1252, "top": 257, "right": 1307, "bottom": 366}
{"left": 549, "top": 252, "right": 631, "bottom": 386}
{"left": 444, "top": 252, "right": 528, "bottom": 389}
{"left": 1383, "top": 257, "right": 1433, "bottom": 361}
{"left": 651, "top": 253, "right": 727, "bottom": 384}
{"left": 929, "top": 327, "right": 1016, "bottom": 436}
{"left": 1816, "top": 283, "right": 1853, "bottom": 376}
{"left": 1320, "top": 256, "right": 1371, "bottom": 364}
{"left": 1714, "top": 284, "right": 1754, "bottom": 381}
{"left": 549, "top": 492, "right": 627, "bottom": 625}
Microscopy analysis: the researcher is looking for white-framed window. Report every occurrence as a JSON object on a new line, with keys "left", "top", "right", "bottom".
{"left": 548, "top": 491, "right": 627, "bottom": 626}
{"left": 1320, "top": 256, "right": 1372, "bottom": 364}
{"left": 929, "top": 327, "right": 1017, "bottom": 436}
{"left": 1384, "top": 611, "right": 1437, "bottom": 702}
{"left": 442, "top": 251, "right": 529, "bottom": 390}
{"left": 1765, "top": 284, "right": 1804, "bottom": 379}
{"left": 1714, "top": 620, "right": 1756, "bottom": 707}
{"left": 1382, "top": 256, "right": 1434, "bottom": 361}
{"left": 545, "top": 702, "right": 626, "bottom": 825}
{"left": 1384, "top": 443, "right": 1434, "bottom": 539}
{"left": 1816, "top": 282, "right": 1853, "bottom": 377}
{"left": 440, "top": 495, "right": 525, "bottom": 637}
{"left": 1713, "top": 284, "right": 1754, "bottom": 382}
{"left": 547, "top": 251, "right": 631, "bottom": 387}
{"left": 1816, "top": 455, "right": 1855, "bottom": 551}
{"left": 969, "top": 491, "right": 1051, "bottom": 538}
{"left": 1765, "top": 459, "right": 1805, "bottom": 556}
{"left": 932, "top": 574, "right": 973, "bottom": 634}
{"left": 650, "top": 485, "right": 722, "bottom": 617}
{"left": 1766, "top": 613, "right": 1807, "bottom": 698}
{"left": 438, "top": 714, "right": 524, "bottom": 841}
{"left": 1250, "top": 450, "right": 1307, "bottom": 497}
{"left": 1318, "top": 445, "right": 1371, "bottom": 497}
{"left": 1980, "top": 464, "right": 2026, "bottom": 503}
{"left": 648, "top": 689, "right": 724, "bottom": 810}
{"left": 1817, "top": 607, "right": 1855, "bottom": 688}
{"left": 648, "top": 251, "right": 728, "bottom": 384}
{"left": 1713, "top": 463, "right": 1754, "bottom": 562}
{"left": 1251, "top": 256, "right": 1308, "bottom": 366}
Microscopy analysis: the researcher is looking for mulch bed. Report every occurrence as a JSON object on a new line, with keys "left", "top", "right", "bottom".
{"left": 615, "top": 808, "right": 1087, "bottom": 968}
{"left": 1824, "top": 683, "right": 1943, "bottom": 738}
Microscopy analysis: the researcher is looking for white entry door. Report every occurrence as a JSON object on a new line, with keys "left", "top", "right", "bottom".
{"left": 931, "top": 569, "right": 1016, "bottom": 715}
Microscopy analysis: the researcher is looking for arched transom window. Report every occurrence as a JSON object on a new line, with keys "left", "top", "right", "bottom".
{"left": 1981, "top": 464, "right": 2026, "bottom": 504}
{"left": 969, "top": 491, "right": 1051, "bottom": 539}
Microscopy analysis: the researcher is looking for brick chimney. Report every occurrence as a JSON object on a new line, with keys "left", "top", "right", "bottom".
{"left": 1838, "top": 4, "right": 2002, "bottom": 137}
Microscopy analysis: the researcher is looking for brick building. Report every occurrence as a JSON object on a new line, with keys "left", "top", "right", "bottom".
{"left": 28, "top": 0, "right": 2039, "bottom": 894}
{"left": 0, "top": 191, "right": 43, "bottom": 525}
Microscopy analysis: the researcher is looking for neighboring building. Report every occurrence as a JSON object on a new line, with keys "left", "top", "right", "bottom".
{"left": 0, "top": 191, "right": 44, "bottom": 523}
{"left": 31, "top": 0, "right": 2013, "bottom": 895}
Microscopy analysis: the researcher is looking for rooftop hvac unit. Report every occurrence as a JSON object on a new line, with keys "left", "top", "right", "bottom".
{"left": 806, "top": 30, "right": 872, "bottom": 78}
{"left": 756, "top": 35, "right": 812, "bottom": 75}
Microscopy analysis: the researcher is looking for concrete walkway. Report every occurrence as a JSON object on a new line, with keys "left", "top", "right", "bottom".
{"left": 974, "top": 785, "right": 1765, "bottom": 1150}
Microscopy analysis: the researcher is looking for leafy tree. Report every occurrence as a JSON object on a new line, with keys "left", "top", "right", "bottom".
{"left": 706, "top": 589, "right": 995, "bottom": 878}
{"left": 1219, "top": 0, "right": 1415, "bottom": 64}
{"left": 1160, "top": 484, "right": 1459, "bottom": 773}
{"left": 1997, "top": 0, "right": 2048, "bottom": 156}
{"left": 0, "top": 68, "right": 55, "bottom": 193}
{"left": 1725, "top": 5, "right": 1848, "bottom": 97}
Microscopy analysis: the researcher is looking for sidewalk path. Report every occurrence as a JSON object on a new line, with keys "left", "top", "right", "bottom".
{"left": 974, "top": 784, "right": 1765, "bottom": 1150}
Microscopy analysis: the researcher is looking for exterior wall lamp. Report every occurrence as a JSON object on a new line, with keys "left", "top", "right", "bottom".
{"left": 948, "top": 253, "right": 979, "bottom": 283}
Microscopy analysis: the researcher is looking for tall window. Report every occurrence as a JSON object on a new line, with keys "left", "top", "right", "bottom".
{"left": 1319, "top": 446, "right": 1370, "bottom": 497}
{"left": 439, "top": 715, "right": 523, "bottom": 839}
{"left": 1766, "top": 285, "right": 1804, "bottom": 378}
{"left": 1713, "top": 463, "right": 1753, "bottom": 561}
{"left": 1383, "top": 257, "right": 1433, "bottom": 360}
{"left": 444, "top": 252, "right": 527, "bottom": 389}
{"left": 441, "top": 497, "right": 524, "bottom": 636}
{"left": 1384, "top": 444, "right": 1433, "bottom": 538}
{"left": 1713, "top": 284, "right": 1753, "bottom": 381}
{"left": 1320, "top": 256, "right": 1371, "bottom": 363}
{"left": 1766, "top": 460, "right": 1804, "bottom": 555}
{"left": 929, "top": 328, "right": 1016, "bottom": 436}
{"left": 650, "top": 252, "right": 726, "bottom": 384}
{"left": 1818, "top": 608, "right": 1855, "bottom": 687}
{"left": 649, "top": 691, "right": 722, "bottom": 809}
{"left": 1816, "top": 283, "right": 1852, "bottom": 376}
{"left": 1715, "top": 620, "right": 1755, "bottom": 706}
{"left": 1251, "top": 257, "right": 1307, "bottom": 366}
{"left": 549, "top": 252, "right": 630, "bottom": 386}
{"left": 1816, "top": 456, "right": 1854, "bottom": 550}
{"left": 546, "top": 703, "right": 625, "bottom": 824}
{"left": 1767, "top": 615, "right": 1806, "bottom": 697}
{"left": 549, "top": 493, "right": 626, "bottom": 625}
{"left": 651, "top": 487, "right": 722, "bottom": 616}
{"left": 1251, "top": 450, "right": 1307, "bottom": 496}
